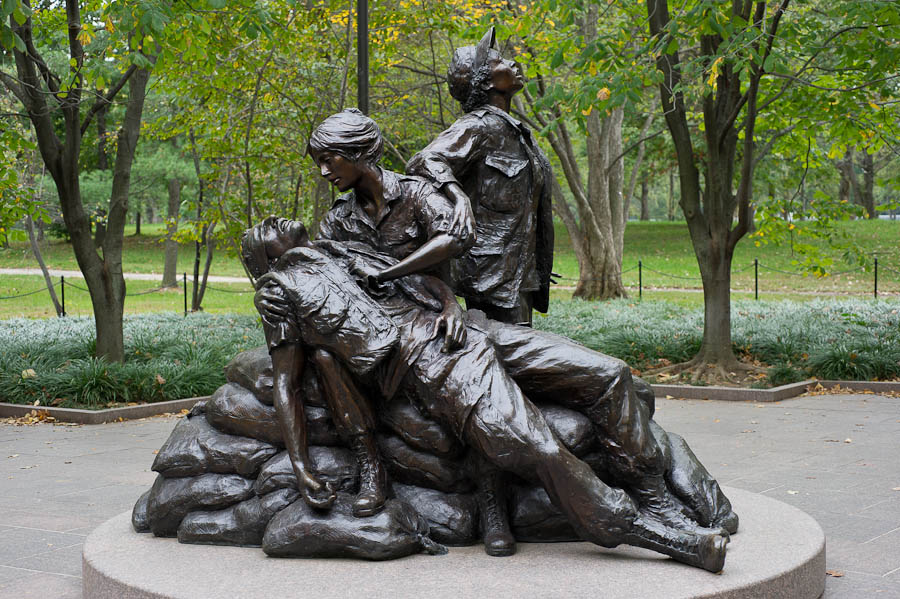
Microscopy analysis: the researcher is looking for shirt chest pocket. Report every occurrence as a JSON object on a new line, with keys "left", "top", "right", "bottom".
{"left": 383, "top": 221, "right": 421, "bottom": 250}
{"left": 480, "top": 154, "right": 530, "bottom": 213}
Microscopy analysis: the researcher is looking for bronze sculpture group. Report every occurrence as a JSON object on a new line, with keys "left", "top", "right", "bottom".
{"left": 134, "top": 27, "right": 737, "bottom": 573}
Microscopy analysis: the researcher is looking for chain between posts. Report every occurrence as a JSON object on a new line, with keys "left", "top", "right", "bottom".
{"left": 1, "top": 258, "right": 895, "bottom": 313}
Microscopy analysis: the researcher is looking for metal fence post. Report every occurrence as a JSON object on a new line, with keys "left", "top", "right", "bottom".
{"left": 874, "top": 258, "right": 878, "bottom": 299}
{"left": 638, "top": 260, "right": 642, "bottom": 299}
{"left": 183, "top": 272, "right": 188, "bottom": 316}
{"left": 754, "top": 258, "right": 758, "bottom": 300}
{"left": 357, "top": 0, "right": 369, "bottom": 114}
{"left": 60, "top": 275, "right": 66, "bottom": 317}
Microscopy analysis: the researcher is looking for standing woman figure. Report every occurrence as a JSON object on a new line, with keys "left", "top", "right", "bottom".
{"left": 407, "top": 26, "right": 554, "bottom": 327}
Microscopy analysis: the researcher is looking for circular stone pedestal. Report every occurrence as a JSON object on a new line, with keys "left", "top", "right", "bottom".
{"left": 83, "top": 487, "right": 824, "bottom": 599}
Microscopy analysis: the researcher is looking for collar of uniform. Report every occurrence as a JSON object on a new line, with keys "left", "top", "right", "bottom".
{"left": 475, "top": 104, "right": 524, "bottom": 130}
{"left": 380, "top": 168, "right": 403, "bottom": 204}
{"left": 342, "top": 168, "right": 403, "bottom": 230}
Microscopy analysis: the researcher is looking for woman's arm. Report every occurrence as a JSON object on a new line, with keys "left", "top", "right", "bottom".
{"left": 374, "top": 233, "right": 464, "bottom": 283}
{"left": 270, "top": 342, "right": 335, "bottom": 509}
{"left": 406, "top": 117, "right": 484, "bottom": 240}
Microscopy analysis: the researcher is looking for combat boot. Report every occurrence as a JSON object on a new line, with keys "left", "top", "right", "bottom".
{"left": 625, "top": 516, "right": 729, "bottom": 573}
{"left": 477, "top": 470, "right": 516, "bottom": 557}
{"left": 351, "top": 434, "right": 386, "bottom": 517}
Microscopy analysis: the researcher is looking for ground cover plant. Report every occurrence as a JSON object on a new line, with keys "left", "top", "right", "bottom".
{"left": 0, "top": 313, "right": 263, "bottom": 409}
{"left": 0, "top": 299, "right": 896, "bottom": 410}
{"left": 535, "top": 298, "right": 900, "bottom": 387}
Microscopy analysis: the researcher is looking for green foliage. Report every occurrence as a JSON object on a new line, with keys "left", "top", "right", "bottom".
{"left": 0, "top": 313, "right": 263, "bottom": 407}
{"left": 536, "top": 297, "right": 900, "bottom": 384}
{"left": 766, "top": 363, "right": 807, "bottom": 387}
{"left": 0, "top": 126, "right": 47, "bottom": 244}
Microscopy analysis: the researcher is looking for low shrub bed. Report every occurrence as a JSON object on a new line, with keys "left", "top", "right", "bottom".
{"left": 536, "top": 298, "right": 900, "bottom": 386}
{"left": 1, "top": 299, "right": 897, "bottom": 409}
{"left": 0, "top": 313, "right": 263, "bottom": 409}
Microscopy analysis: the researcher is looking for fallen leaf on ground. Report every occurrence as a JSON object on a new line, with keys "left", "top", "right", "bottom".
{"left": 787, "top": 490, "right": 799, "bottom": 495}
{"left": 826, "top": 570, "right": 844, "bottom": 577}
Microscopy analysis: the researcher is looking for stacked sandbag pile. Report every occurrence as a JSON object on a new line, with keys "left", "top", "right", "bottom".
{"left": 134, "top": 346, "right": 734, "bottom": 559}
{"left": 132, "top": 346, "right": 612, "bottom": 557}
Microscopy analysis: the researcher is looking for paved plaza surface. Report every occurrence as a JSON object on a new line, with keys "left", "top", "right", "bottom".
{"left": 0, "top": 392, "right": 897, "bottom": 598}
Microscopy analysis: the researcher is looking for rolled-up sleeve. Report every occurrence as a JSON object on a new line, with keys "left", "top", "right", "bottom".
{"left": 256, "top": 282, "right": 302, "bottom": 351}
{"left": 406, "top": 118, "right": 484, "bottom": 189}
{"left": 418, "top": 187, "right": 474, "bottom": 253}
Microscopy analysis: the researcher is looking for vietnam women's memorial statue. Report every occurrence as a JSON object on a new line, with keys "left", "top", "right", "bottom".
{"left": 82, "top": 27, "right": 826, "bottom": 599}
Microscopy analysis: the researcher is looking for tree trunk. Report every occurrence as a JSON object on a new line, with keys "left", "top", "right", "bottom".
{"left": 93, "top": 209, "right": 106, "bottom": 247}
{"left": 7, "top": 2, "right": 152, "bottom": 363}
{"left": 25, "top": 215, "right": 63, "bottom": 316}
{"left": 96, "top": 100, "right": 109, "bottom": 170}
{"left": 575, "top": 106, "right": 627, "bottom": 300}
{"left": 134, "top": 210, "right": 141, "bottom": 235}
{"left": 192, "top": 228, "right": 202, "bottom": 312}
{"left": 697, "top": 248, "right": 737, "bottom": 368}
{"left": 92, "top": 66, "right": 152, "bottom": 361}
{"left": 667, "top": 170, "right": 676, "bottom": 221}
{"left": 640, "top": 176, "right": 650, "bottom": 221}
{"left": 162, "top": 178, "right": 180, "bottom": 287}
{"left": 861, "top": 151, "right": 876, "bottom": 219}
{"left": 837, "top": 149, "right": 853, "bottom": 206}
{"left": 195, "top": 221, "right": 216, "bottom": 310}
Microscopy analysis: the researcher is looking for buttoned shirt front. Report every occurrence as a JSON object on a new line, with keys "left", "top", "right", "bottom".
{"left": 317, "top": 168, "right": 457, "bottom": 282}
{"left": 406, "top": 104, "right": 554, "bottom": 311}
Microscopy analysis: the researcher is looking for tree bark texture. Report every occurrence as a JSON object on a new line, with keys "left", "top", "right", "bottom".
{"left": 861, "top": 151, "right": 876, "bottom": 219}
{"left": 667, "top": 170, "right": 676, "bottom": 221}
{"left": 96, "top": 100, "right": 109, "bottom": 170}
{"left": 6, "top": 2, "right": 151, "bottom": 362}
{"left": 512, "top": 3, "right": 644, "bottom": 301}
{"left": 647, "top": 0, "right": 787, "bottom": 371}
{"left": 25, "top": 215, "right": 63, "bottom": 316}
{"left": 162, "top": 178, "right": 181, "bottom": 287}
{"left": 640, "top": 177, "right": 650, "bottom": 221}
{"left": 576, "top": 105, "right": 628, "bottom": 300}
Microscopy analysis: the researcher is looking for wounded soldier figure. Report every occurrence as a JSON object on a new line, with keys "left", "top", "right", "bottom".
{"left": 241, "top": 216, "right": 737, "bottom": 572}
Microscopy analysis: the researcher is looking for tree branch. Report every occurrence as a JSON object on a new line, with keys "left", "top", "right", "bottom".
{"left": 757, "top": 25, "right": 873, "bottom": 113}
{"left": 0, "top": 71, "right": 27, "bottom": 105}
{"left": 730, "top": 0, "right": 790, "bottom": 248}
{"left": 80, "top": 65, "right": 138, "bottom": 136}
{"left": 751, "top": 124, "right": 797, "bottom": 169}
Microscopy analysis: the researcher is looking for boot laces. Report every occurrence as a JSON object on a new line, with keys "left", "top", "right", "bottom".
{"left": 356, "top": 440, "right": 376, "bottom": 488}
{"left": 482, "top": 486, "right": 505, "bottom": 531}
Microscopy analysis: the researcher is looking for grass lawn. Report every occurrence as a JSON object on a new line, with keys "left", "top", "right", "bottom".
{"left": 0, "top": 275, "right": 256, "bottom": 319}
{"left": 0, "top": 222, "right": 250, "bottom": 278}
{"left": 1, "top": 219, "right": 898, "bottom": 318}
{"left": 553, "top": 219, "right": 900, "bottom": 295}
